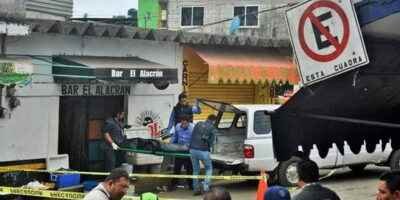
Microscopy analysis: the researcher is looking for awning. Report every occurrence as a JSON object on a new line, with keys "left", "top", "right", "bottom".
{"left": 52, "top": 56, "right": 178, "bottom": 83}
{"left": 0, "top": 57, "right": 32, "bottom": 87}
{"left": 186, "top": 46, "right": 299, "bottom": 84}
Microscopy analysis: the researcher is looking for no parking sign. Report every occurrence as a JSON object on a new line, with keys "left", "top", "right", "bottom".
{"left": 286, "top": 0, "right": 369, "bottom": 86}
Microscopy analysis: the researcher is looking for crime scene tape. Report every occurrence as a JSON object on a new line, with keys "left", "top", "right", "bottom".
{"left": 0, "top": 167, "right": 267, "bottom": 181}
{"left": 0, "top": 186, "right": 186, "bottom": 200}
{"left": 0, "top": 186, "right": 133, "bottom": 200}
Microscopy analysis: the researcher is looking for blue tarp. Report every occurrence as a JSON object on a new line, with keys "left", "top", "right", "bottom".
{"left": 355, "top": 0, "right": 400, "bottom": 26}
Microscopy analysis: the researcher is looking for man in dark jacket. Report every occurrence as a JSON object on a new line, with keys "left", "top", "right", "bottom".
{"left": 292, "top": 159, "right": 341, "bottom": 200}
{"left": 167, "top": 93, "right": 201, "bottom": 132}
{"left": 103, "top": 111, "right": 127, "bottom": 172}
{"left": 190, "top": 114, "right": 218, "bottom": 195}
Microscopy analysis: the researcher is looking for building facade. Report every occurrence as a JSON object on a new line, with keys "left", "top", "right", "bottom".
{"left": 166, "top": 0, "right": 296, "bottom": 39}
{"left": 138, "top": 0, "right": 168, "bottom": 29}
{"left": 0, "top": 0, "right": 73, "bottom": 20}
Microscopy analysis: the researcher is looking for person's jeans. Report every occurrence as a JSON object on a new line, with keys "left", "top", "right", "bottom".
{"left": 190, "top": 149, "right": 212, "bottom": 192}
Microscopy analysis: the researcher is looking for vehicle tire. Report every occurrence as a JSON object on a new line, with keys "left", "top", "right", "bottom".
{"left": 278, "top": 157, "right": 302, "bottom": 186}
{"left": 349, "top": 164, "right": 367, "bottom": 173}
{"left": 390, "top": 149, "right": 400, "bottom": 170}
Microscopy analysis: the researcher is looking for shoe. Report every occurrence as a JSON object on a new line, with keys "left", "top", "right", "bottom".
{"left": 193, "top": 190, "right": 202, "bottom": 196}
{"left": 167, "top": 185, "right": 176, "bottom": 191}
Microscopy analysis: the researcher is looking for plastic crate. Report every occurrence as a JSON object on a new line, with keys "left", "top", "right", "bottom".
{"left": 50, "top": 173, "right": 81, "bottom": 188}
{"left": 83, "top": 180, "right": 99, "bottom": 192}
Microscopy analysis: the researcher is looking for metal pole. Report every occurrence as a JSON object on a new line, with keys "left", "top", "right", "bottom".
{"left": 0, "top": 34, "right": 6, "bottom": 57}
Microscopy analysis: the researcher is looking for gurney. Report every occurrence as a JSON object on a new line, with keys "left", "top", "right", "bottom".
{"left": 119, "top": 146, "right": 191, "bottom": 158}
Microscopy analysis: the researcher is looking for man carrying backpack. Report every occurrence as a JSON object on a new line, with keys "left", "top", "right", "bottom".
{"left": 189, "top": 114, "right": 218, "bottom": 196}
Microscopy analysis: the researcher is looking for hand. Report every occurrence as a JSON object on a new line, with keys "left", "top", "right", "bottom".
{"left": 124, "top": 124, "right": 132, "bottom": 129}
{"left": 111, "top": 142, "right": 120, "bottom": 150}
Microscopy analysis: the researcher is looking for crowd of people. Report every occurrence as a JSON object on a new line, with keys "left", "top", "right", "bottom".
{"left": 84, "top": 159, "right": 400, "bottom": 200}
{"left": 90, "top": 92, "right": 400, "bottom": 200}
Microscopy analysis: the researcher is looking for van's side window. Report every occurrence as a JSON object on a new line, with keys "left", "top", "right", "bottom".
{"left": 254, "top": 111, "right": 272, "bottom": 135}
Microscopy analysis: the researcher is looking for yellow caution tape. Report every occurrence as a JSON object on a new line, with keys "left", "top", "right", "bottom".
{"left": 0, "top": 167, "right": 266, "bottom": 180}
{"left": 0, "top": 186, "right": 186, "bottom": 200}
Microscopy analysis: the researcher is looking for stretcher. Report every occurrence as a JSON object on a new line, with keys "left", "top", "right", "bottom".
{"left": 119, "top": 147, "right": 191, "bottom": 158}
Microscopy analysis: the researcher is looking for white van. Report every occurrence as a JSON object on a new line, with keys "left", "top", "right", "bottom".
{"left": 203, "top": 99, "right": 397, "bottom": 185}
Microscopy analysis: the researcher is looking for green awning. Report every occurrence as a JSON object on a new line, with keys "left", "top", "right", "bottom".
{"left": 0, "top": 73, "right": 30, "bottom": 86}
{"left": 52, "top": 56, "right": 96, "bottom": 82}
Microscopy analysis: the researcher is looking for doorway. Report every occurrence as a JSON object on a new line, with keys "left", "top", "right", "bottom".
{"left": 58, "top": 96, "right": 124, "bottom": 170}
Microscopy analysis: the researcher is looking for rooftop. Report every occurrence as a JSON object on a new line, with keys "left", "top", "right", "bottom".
{"left": 13, "top": 18, "right": 291, "bottom": 48}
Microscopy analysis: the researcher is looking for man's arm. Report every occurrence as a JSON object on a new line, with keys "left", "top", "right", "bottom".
{"left": 104, "top": 132, "right": 120, "bottom": 150}
{"left": 192, "top": 98, "right": 201, "bottom": 114}
{"left": 171, "top": 125, "right": 179, "bottom": 144}
{"left": 208, "top": 127, "right": 218, "bottom": 147}
{"left": 167, "top": 109, "right": 176, "bottom": 131}
{"left": 104, "top": 133, "right": 114, "bottom": 145}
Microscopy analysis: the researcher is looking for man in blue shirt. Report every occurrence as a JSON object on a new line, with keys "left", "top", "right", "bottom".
{"left": 170, "top": 115, "right": 194, "bottom": 190}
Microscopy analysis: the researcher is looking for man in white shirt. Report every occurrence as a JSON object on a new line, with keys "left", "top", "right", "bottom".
{"left": 84, "top": 168, "right": 130, "bottom": 200}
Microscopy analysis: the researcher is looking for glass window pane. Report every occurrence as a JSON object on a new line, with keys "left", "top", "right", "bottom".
{"left": 181, "top": 7, "right": 192, "bottom": 26}
{"left": 246, "top": 6, "right": 258, "bottom": 26}
{"left": 254, "top": 111, "right": 271, "bottom": 134}
{"left": 234, "top": 7, "right": 245, "bottom": 26}
{"left": 218, "top": 112, "right": 235, "bottom": 129}
{"left": 193, "top": 7, "right": 204, "bottom": 26}
{"left": 236, "top": 114, "right": 247, "bottom": 128}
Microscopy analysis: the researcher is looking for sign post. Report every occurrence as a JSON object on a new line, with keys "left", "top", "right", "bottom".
{"left": 286, "top": 0, "right": 369, "bottom": 86}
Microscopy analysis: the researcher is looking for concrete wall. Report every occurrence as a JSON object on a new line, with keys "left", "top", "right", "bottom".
{"left": 167, "top": 0, "right": 297, "bottom": 40}
{"left": 0, "top": 0, "right": 26, "bottom": 18}
{"left": 0, "top": 0, "right": 73, "bottom": 20}
{"left": 0, "top": 57, "right": 60, "bottom": 162}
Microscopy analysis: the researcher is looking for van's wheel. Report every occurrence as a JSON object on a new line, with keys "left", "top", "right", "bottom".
{"left": 349, "top": 164, "right": 367, "bottom": 173}
{"left": 390, "top": 149, "right": 400, "bottom": 170}
{"left": 278, "top": 157, "right": 302, "bottom": 186}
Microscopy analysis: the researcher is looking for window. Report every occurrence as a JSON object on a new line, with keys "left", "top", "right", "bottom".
{"left": 181, "top": 7, "right": 204, "bottom": 26}
{"left": 233, "top": 6, "right": 259, "bottom": 27}
{"left": 218, "top": 112, "right": 234, "bottom": 129}
{"left": 236, "top": 114, "right": 247, "bottom": 128}
{"left": 254, "top": 111, "right": 272, "bottom": 135}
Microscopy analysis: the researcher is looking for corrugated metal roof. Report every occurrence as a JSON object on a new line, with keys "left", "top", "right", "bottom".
{"left": 20, "top": 19, "right": 291, "bottom": 48}
{"left": 26, "top": 0, "right": 73, "bottom": 17}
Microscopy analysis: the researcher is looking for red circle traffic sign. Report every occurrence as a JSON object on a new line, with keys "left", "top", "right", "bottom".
{"left": 298, "top": 0, "right": 350, "bottom": 62}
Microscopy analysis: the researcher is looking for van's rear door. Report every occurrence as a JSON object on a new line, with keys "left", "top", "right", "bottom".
{"left": 198, "top": 99, "right": 246, "bottom": 167}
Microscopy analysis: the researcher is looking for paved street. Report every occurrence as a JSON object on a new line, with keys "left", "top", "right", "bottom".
{"left": 154, "top": 165, "right": 388, "bottom": 200}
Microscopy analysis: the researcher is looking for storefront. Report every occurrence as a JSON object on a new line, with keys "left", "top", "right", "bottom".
{"left": 52, "top": 56, "right": 178, "bottom": 170}
{"left": 183, "top": 45, "right": 300, "bottom": 120}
